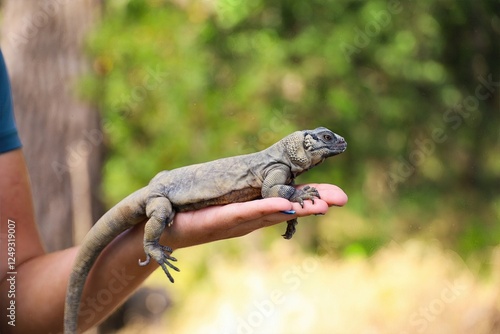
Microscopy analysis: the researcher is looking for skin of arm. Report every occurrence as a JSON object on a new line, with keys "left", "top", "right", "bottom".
{"left": 0, "top": 149, "right": 347, "bottom": 333}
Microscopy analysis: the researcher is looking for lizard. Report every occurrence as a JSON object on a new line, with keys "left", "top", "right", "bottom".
{"left": 64, "top": 126, "right": 346, "bottom": 333}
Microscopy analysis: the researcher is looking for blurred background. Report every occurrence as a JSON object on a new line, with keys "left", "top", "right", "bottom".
{"left": 1, "top": 0, "right": 499, "bottom": 333}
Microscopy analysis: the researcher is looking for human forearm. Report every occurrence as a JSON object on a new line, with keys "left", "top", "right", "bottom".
{"left": 74, "top": 184, "right": 345, "bottom": 332}
{"left": 1, "top": 182, "right": 346, "bottom": 333}
{"left": 0, "top": 222, "right": 157, "bottom": 333}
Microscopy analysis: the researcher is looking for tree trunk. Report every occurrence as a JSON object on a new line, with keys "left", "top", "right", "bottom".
{"left": 0, "top": 0, "right": 104, "bottom": 251}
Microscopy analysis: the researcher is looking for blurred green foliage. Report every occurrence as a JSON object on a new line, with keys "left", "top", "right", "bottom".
{"left": 83, "top": 0, "right": 500, "bottom": 257}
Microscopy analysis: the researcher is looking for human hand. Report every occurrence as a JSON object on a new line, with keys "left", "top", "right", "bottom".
{"left": 163, "top": 184, "right": 347, "bottom": 250}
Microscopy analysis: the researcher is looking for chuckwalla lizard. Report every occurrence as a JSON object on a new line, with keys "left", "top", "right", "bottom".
{"left": 64, "top": 126, "right": 346, "bottom": 333}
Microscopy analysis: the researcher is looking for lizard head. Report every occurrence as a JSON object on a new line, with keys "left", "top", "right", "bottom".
{"left": 283, "top": 127, "right": 347, "bottom": 173}
{"left": 304, "top": 126, "right": 347, "bottom": 159}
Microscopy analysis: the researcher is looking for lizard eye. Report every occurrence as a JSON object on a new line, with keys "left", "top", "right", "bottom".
{"left": 323, "top": 134, "right": 333, "bottom": 141}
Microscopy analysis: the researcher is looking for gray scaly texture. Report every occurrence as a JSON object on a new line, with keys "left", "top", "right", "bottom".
{"left": 64, "top": 127, "right": 346, "bottom": 333}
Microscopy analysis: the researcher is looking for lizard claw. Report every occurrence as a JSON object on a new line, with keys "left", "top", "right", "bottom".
{"left": 138, "top": 254, "right": 151, "bottom": 266}
{"left": 160, "top": 259, "right": 180, "bottom": 283}
{"left": 283, "top": 186, "right": 320, "bottom": 239}
{"left": 290, "top": 186, "right": 320, "bottom": 208}
{"left": 140, "top": 242, "right": 180, "bottom": 283}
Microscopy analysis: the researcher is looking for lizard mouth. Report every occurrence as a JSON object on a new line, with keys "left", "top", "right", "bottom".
{"left": 313, "top": 141, "right": 346, "bottom": 157}
{"left": 329, "top": 135, "right": 347, "bottom": 154}
{"left": 335, "top": 140, "right": 347, "bottom": 152}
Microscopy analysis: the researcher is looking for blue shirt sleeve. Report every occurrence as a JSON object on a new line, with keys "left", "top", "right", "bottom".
{"left": 0, "top": 49, "right": 22, "bottom": 153}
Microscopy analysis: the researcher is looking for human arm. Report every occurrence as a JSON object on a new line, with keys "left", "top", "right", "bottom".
{"left": 0, "top": 47, "right": 348, "bottom": 333}
{"left": 0, "top": 147, "right": 347, "bottom": 334}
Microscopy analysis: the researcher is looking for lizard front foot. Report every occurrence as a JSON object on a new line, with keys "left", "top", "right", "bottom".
{"left": 139, "top": 243, "right": 180, "bottom": 283}
{"left": 282, "top": 186, "right": 320, "bottom": 239}
{"left": 289, "top": 185, "right": 320, "bottom": 208}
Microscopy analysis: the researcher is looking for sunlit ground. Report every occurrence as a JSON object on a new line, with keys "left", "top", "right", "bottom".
{"left": 113, "top": 233, "right": 500, "bottom": 334}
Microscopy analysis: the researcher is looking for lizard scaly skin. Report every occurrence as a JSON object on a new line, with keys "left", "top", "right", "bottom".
{"left": 64, "top": 127, "right": 346, "bottom": 333}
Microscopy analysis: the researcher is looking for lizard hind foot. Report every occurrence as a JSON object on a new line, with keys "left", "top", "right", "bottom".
{"left": 282, "top": 218, "right": 298, "bottom": 240}
{"left": 139, "top": 243, "right": 180, "bottom": 283}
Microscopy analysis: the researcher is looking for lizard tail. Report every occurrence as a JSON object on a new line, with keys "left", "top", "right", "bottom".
{"left": 63, "top": 215, "right": 127, "bottom": 333}
{"left": 64, "top": 189, "right": 147, "bottom": 334}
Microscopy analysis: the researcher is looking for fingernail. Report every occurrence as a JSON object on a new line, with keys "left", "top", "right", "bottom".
{"left": 280, "top": 210, "right": 296, "bottom": 215}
